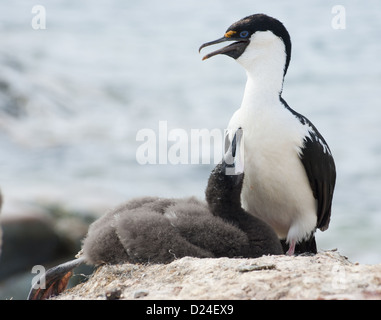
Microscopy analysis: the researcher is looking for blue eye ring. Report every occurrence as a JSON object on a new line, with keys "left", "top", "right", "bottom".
{"left": 240, "top": 31, "right": 249, "bottom": 38}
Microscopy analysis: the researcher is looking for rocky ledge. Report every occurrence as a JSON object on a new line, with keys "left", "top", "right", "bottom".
{"left": 53, "top": 250, "right": 381, "bottom": 300}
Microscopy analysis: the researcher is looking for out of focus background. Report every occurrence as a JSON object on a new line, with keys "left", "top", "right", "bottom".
{"left": 0, "top": 0, "right": 380, "bottom": 299}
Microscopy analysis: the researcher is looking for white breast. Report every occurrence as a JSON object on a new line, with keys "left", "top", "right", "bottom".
{"left": 227, "top": 101, "right": 317, "bottom": 243}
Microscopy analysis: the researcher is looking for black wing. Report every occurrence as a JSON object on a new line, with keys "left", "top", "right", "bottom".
{"left": 281, "top": 98, "right": 336, "bottom": 231}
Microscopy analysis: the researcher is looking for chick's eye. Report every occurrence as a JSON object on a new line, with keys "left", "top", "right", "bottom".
{"left": 240, "top": 31, "right": 249, "bottom": 38}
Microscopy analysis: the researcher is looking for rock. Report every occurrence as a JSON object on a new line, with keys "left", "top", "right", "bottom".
{"left": 53, "top": 250, "right": 381, "bottom": 300}
{"left": 105, "top": 288, "right": 123, "bottom": 300}
{"left": 133, "top": 289, "right": 149, "bottom": 299}
{"left": 237, "top": 263, "right": 276, "bottom": 272}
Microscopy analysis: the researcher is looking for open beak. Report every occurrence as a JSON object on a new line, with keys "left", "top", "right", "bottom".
{"left": 199, "top": 35, "right": 249, "bottom": 60}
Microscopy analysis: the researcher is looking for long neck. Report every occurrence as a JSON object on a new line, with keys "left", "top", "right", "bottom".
{"left": 205, "top": 163, "right": 243, "bottom": 224}
{"left": 238, "top": 39, "right": 286, "bottom": 110}
{"left": 241, "top": 71, "right": 284, "bottom": 109}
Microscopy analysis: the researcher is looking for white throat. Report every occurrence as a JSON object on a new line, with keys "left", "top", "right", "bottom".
{"left": 236, "top": 31, "right": 287, "bottom": 108}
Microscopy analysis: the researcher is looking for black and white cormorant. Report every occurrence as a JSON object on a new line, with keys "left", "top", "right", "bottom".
{"left": 28, "top": 129, "right": 282, "bottom": 300}
{"left": 199, "top": 14, "right": 336, "bottom": 255}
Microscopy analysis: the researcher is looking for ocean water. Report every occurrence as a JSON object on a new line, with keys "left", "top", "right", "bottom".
{"left": 0, "top": 0, "right": 380, "bottom": 264}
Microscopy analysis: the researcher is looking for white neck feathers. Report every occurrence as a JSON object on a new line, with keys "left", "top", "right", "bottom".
{"left": 237, "top": 31, "right": 287, "bottom": 109}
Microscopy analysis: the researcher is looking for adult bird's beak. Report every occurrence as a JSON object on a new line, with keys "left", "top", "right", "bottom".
{"left": 199, "top": 32, "right": 250, "bottom": 60}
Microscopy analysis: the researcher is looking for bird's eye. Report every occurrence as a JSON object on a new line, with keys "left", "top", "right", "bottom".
{"left": 240, "top": 31, "right": 249, "bottom": 38}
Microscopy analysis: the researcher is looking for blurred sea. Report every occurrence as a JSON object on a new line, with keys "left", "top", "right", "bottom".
{"left": 0, "top": 0, "right": 380, "bottom": 268}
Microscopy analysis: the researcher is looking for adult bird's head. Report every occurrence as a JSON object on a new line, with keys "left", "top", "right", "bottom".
{"left": 199, "top": 14, "right": 292, "bottom": 78}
